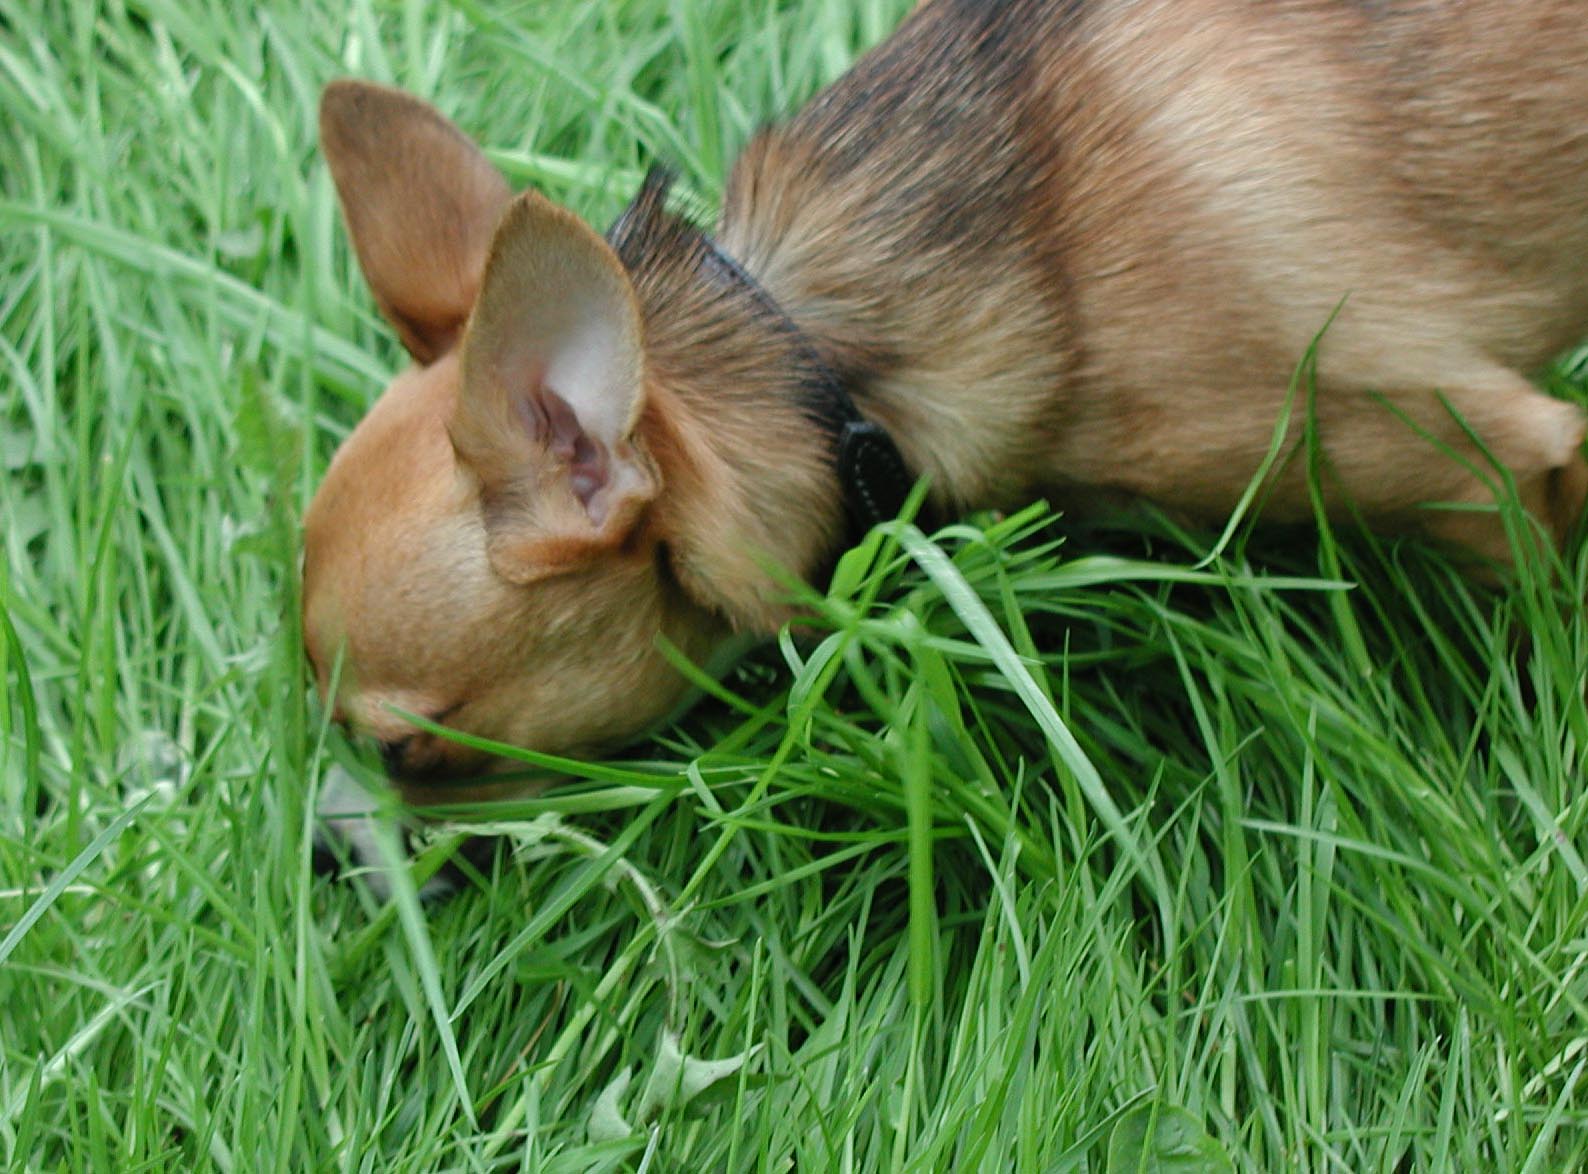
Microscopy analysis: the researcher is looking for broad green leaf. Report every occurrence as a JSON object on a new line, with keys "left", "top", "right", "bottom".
{"left": 1106, "top": 1104, "right": 1234, "bottom": 1174}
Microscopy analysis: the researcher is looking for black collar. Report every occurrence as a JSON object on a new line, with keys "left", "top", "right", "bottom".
{"left": 694, "top": 228, "right": 919, "bottom": 538}
{"left": 608, "top": 167, "right": 921, "bottom": 542}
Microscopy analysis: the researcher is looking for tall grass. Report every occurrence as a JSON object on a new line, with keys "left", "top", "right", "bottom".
{"left": 2, "top": 0, "right": 1586, "bottom": 1167}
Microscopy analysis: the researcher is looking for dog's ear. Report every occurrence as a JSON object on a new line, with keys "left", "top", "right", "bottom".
{"left": 452, "top": 190, "right": 656, "bottom": 584}
{"left": 320, "top": 80, "right": 512, "bottom": 363}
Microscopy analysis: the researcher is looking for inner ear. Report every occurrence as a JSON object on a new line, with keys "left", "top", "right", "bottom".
{"left": 533, "top": 387, "right": 614, "bottom": 520}
{"left": 320, "top": 80, "right": 512, "bottom": 363}
{"left": 438, "top": 191, "right": 658, "bottom": 583}
{"left": 454, "top": 191, "right": 651, "bottom": 502}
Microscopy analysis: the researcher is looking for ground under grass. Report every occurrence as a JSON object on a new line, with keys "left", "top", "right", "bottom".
{"left": 3, "top": 0, "right": 1588, "bottom": 1168}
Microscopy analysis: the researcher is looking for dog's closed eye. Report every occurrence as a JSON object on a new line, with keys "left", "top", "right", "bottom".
{"left": 370, "top": 716, "right": 480, "bottom": 786}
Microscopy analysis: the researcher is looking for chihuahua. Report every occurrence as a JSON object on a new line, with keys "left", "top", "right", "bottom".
{"left": 303, "top": 0, "right": 1588, "bottom": 800}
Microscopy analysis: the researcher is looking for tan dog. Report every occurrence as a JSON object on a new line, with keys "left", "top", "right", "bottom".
{"left": 304, "top": 0, "right": 1588, "bottom": 798}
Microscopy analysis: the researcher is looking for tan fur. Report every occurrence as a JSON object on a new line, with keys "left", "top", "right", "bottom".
{"left": 303, "top": 1, "right": 1588, "bottom": 798}
{"left": 318, "top": 81, "right": 511, "bottom": 362}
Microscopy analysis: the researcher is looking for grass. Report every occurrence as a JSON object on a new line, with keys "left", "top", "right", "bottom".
{"left": 3, "top": 0, "right": 1588, "bottom": 1168}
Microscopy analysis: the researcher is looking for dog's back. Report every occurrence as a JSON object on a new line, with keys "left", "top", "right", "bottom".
{"left": 722, "top": 0, "right": 1588, "bottom": 551}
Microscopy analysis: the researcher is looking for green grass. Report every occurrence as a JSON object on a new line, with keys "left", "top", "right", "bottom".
{"left": 4, "top": 0, "right": 1588, "bottom": 1168}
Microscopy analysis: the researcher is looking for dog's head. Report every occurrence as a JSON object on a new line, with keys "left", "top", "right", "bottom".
{"left": 302, "top": 81, "right": 728, "bottom": 793}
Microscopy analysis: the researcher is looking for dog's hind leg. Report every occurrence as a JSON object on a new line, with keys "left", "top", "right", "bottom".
{"left": 1362, "top": 372, "right": 1588, "bottom": 566}
{"left": 1097, "top": 363, "right": 1587, "bottom": 566}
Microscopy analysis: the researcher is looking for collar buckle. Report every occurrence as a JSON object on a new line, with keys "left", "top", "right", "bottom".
{"left": 837, "top": 418, "right": 916, "bottom": 533}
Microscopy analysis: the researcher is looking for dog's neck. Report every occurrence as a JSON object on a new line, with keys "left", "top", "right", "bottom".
{"left": 612, "top": 35, "right": 1073, "bottom": 633}
{"left": 611, "top": 173, "right": 885, "bottom": 632}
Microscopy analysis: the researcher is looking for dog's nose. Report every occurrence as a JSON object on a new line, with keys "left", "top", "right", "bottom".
{"left": 377, "top": 737, "right": 412, "bottom": 775}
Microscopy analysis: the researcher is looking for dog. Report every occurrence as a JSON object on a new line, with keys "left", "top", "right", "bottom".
{"left": 303, "top": 0, "right": 1588, "bottom": 801}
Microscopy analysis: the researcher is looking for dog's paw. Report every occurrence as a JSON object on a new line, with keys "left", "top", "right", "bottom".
{"left": 312, "top": 766, "right": 463, "bottom": 902}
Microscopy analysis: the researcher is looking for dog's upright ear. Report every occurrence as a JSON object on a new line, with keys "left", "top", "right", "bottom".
{"left": 320, "top": 80, "right": 512, "bottom": 363}
{"left": 451, "top": 191, "right": 657, "bottom": 584}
